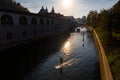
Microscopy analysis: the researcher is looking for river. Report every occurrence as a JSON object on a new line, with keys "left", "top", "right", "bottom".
{"left": 24, "top": 27, "right": 100, "bottom": 80}
{"left": 0, "top": 27, "right": 100, "bottom": 80}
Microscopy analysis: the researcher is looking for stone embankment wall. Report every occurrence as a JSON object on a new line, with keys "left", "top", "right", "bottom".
{"left": 88, "top": 27, "right": 113, "bottom": 80}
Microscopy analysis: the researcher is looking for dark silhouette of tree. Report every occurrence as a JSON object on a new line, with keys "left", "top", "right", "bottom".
{"left": 87, "top": 0, "right": 120, "bottom": 40}
{"left": 0, "top": 0, "right": 29, "bottom": 13}
{"left": 87, "top": 10, "right": 97, "bottom": 28}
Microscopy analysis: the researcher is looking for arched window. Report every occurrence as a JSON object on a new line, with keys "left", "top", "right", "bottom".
{"left": 46, "top": 19, "right": 49, "bottom": 24}
{"left": 40, "top": 18, "right": 44, "bottom": 25}
{"left": 6, "top": 32, "right": 13, "bottom": 40}
{"left": 41, "top": 29, "right": 44, "bottom": 34}
{"left": 31, "top": 17, "right": 37, "bottom": 24}
{"left": 19, "top": 16, "right": 27, "bottom": 25}
{"left": 1, "top": 14, "right": 14, "bottom": 25}
{"left": 23, "top": 31, "right": 27, "bottom": 37}
{"left": 51, "top": 19, "right": 54, "bottom": 24}
{"left": 47, "top": 28, "right": 49, "bottom": 32}
{"left": 33, "top": 30, "right": 37, "bottom": 36}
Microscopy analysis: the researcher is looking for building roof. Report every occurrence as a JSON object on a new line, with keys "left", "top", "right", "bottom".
{"left": 0, "top": 7, "right": 67, "bottom": 19}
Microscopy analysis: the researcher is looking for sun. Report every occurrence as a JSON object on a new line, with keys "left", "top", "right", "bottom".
{"left": 62, "top": 0, "right": 72, "bottom": 8}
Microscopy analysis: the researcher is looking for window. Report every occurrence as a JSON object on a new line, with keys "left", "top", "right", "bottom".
{"left": 6, "top": 32, "right": 13, "bottom": 40}
{"left": 31, "top": 17, "right": 37, "bottom": 24}
{"left": 41, "top": 29, "right": 44, "bottom": 34}
{"left": 23, "top": 31, "right": 27, "bottom": 37}
{"left": 51, "top": 19, "right": 54, "bottom": 24}
{"left": 46, "top": 19, "right": 49, "bottom": 24}
{"left": 47, "top": 28, "right": 49, "bottom": 32}
{"left": 33, "top": 30, "right": 37, "bottom": 36}
{"left": 19, "top": 16, "right": 27, "bottom": 25}
{"left": 1, "top": 14, "right": 13, "bottom": 25}
{"left": 40, "top": 18, "right": 44, "bottom": 25}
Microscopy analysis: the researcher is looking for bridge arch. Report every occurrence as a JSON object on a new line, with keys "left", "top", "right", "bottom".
{"left": 75, "top": 27, "right": 81, "bottom": 32}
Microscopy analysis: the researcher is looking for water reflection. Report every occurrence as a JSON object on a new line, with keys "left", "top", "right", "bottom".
{"left": 61, "top": 34, "right": 74, "bottom": 60}
{"left": 23, "top": 28, "right": 100, "bottom": 80}
{"left": 62, "top": 41, "right": 71, "bottom": 56}
{"left": 55, "top": 58, "right": 79, "bottom": 69}
{"left": 55, "top": 37, "right": 77, "bottom": 73}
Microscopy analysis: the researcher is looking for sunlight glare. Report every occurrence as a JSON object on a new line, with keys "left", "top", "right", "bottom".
{"left": 55, "top": 58, "right": 79, "bottom": 69}
{"left": 62, "top": 0, "right": 72, "bottom": 8}
{"left": 62, "top": 41, "right": 71, "bottom": 56}
{"left": 64, "top": 41, "right": 70, "bottom": 49}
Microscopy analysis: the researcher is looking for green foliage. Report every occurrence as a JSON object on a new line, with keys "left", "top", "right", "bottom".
{"left": 87, "top": 0, "right": 120, "bottom": 40}
{"left": 87, "top": 1, "right": 120, "bottom": 80}
{"left": 107, "top": 53, "right": 120, "bottom": 64}
{"left": 107, "top": 52, "right": 120, "bottom": 80}
{"left": 87, "top": 10, "right": 97, "bottom": 27}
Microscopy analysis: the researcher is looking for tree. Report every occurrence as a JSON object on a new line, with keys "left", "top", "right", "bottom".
{"left": 0, "top": 0, "right": 29, "bottom": 12}
{"left": 87, "top": 10, "right": 97, "bottom": 28}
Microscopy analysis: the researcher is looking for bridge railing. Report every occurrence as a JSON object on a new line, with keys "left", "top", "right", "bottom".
{"left": 88, "top": 27, "right": 113, "bottom": 80}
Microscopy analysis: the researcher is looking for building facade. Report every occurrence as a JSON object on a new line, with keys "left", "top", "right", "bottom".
{"left": 0, "top": 7, "right": 73, "bottom": 47}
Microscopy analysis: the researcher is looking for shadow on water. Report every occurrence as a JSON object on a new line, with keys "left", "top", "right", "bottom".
{"left": 0, "top": 33, "right": 70, "bottom": 80}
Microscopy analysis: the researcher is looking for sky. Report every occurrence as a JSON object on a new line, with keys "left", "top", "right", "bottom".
{"left": 15, "top": 0, "right": 118, "bottom": 18}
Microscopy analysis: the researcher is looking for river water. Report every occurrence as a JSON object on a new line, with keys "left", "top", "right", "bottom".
{"left": 22, "top": 27, "right": 100, "bottom": 80}
{"left": 0, "top": 27, "right": 100, "bottom": 80}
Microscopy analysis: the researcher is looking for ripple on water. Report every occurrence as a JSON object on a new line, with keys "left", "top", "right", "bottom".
{"left": 24, "top": 28, "right": 100, "bottom": 80}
